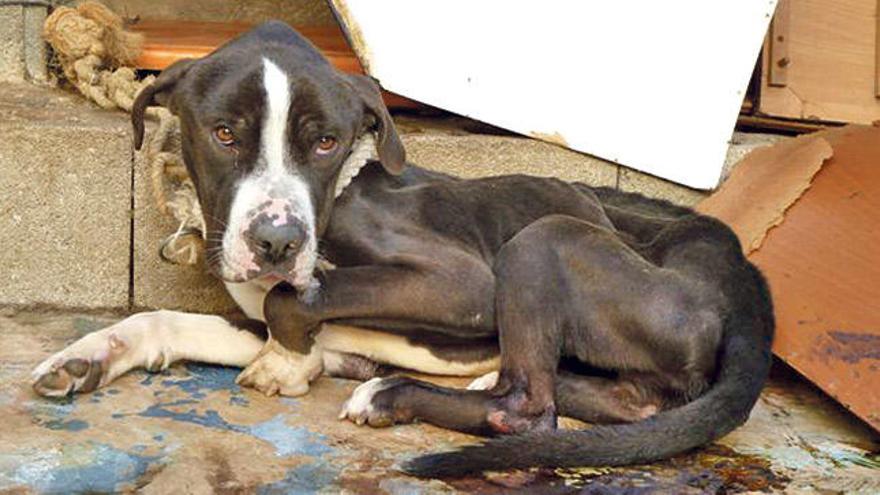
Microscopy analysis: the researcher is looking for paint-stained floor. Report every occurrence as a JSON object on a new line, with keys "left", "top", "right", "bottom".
{"left": 1, "top": 309, "right": 878, "bottom": 494}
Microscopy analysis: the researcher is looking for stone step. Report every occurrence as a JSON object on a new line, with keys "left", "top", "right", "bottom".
{"left": 0, "top": 84, "right": 130, "bottom": 309}
{"left": 2, "top": 83, "right": 777, "bottom": 311}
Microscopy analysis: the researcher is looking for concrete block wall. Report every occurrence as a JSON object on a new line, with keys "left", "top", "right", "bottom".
{"left": 0, "top": 85, "right": 130, "bottom": 308}
{"left": 0, "top": 4, "right": 47, "bottom": 83}
{"left": 3, "top": 83, "right": 784, "bottom": 313}
{"left": 132, "top": 147, "right": 238, "bottom": 313}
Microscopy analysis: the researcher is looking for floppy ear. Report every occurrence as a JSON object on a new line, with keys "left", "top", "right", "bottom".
{"left": 345, "top": 74, "right": 406, "bottom": 174}
{"left": 132, "top": 58, "right": 196, "bottom": 151}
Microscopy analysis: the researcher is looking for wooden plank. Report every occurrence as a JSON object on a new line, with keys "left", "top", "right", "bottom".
{"left": 876, "top": 0, "right": 880, "bottom": 97}
{"left": 768, "top": 0, "right": 790, "bottom": 87}
{"left": 759, "top": 0, "right": 880, "bottom": 123}
{"left": 131, "top": 21, "right": 357, "bottom": 71}
{"left": 129, "top": 20, "right": 420, "bottom": 109}
{"left": 737, "top": 114, "right": 831, "bottom": 134}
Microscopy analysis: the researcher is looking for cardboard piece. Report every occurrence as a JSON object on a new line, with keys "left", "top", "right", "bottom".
{"left": 699, "top": 125, "right": 880, "bottom": 432}
{"left": 331, "top": 0, "right": 778, "bottom": 189}
{"left": 698, "top": 134, "right": 832, "bottom": 253}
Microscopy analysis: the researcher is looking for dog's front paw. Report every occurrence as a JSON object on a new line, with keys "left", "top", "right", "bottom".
{"left": 236, "top": 339, "right": 322, "bottom": 397}
{"left": 32, "top": 330, "right": 141, "bottom": 397}
{"left": 338, "top": 376, "right": 413, "bottom": 427}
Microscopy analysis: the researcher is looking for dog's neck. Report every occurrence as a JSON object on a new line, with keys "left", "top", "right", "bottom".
{"left": 335, "top": 133, "right": 378, "bottom": 198}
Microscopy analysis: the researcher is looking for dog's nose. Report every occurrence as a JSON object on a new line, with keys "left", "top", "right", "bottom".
{"left": 252, "top": 219, "right": 307, "bottom": 263}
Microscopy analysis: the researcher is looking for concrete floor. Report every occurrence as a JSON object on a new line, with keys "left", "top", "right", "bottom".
{"left": 1, "top": 309, "right": 878, "bottom": 494}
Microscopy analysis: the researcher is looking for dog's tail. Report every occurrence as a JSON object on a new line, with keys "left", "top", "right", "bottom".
{"left": 402, "top": 264, "right": 773, "bottom": 478}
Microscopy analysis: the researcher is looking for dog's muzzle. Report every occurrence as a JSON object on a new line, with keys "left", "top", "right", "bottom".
{"left": 218, "top": 185, "right": 318, "bottom": 290}
{"left": 248, "top": 215, "right": 308, "bottom": 265}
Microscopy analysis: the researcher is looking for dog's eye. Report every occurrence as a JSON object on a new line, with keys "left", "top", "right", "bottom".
{"left": 315, "top": 136, "right": 338, "bottom": 155}
{"left": 214, "top": 125, "right": 235, "bottom": 146}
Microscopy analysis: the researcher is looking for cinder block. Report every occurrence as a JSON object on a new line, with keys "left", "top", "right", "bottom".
{"left": 22, "top": 5, "right": 47, "bottom": 83}
{"left": 402, "top": 133, "right": 618, "bottom": 187}
{"left": 0, "top": 84, "right": 130, "bottom": 308}
{"left": 131, "top": 134, "right": 238, "bottom": 314}
{"left": 722, "top": 132, "right": 788, "bottom": 181}
{"left": 0, "top": 5, "right": 47, "bottom": 83}
{"left": 0, "top": 7, "right": 26, "bottom": 82}
{"left": 618, "top": 132, "right": 789, "bottom": 207}
{"left": 618, "top": 167, "right": 707, "bottom": 207}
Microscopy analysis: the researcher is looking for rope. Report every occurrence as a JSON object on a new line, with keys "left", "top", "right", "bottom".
{"left": 43, "top": 1, "right": 204, "bottom": 265}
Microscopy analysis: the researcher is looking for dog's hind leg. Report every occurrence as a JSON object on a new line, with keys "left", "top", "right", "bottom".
{"left": 32, "top": 311, "right": 266, "bottom": 397}
{"left": 338, "top": 216, "right": 592, "bottom": 436}
{"left": 555, "top": 371, "right": 663, "bottom": 423}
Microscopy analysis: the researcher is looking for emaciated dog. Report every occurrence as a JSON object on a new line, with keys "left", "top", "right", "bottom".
{"left": 32, "top": 22, "right": 774, "bottom": 477}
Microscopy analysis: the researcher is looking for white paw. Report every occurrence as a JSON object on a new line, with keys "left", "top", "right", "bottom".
{"left": 31, "top": 330, "right": 139, "bottom": 397}
{"left": 338, "top": 377, "right": 395, "bottom": 426}
{"left": 236, "top": 339, "right": 322, "bottom": 397}
{"left": 467, "top": 371, "right": 499, "bottom": 391}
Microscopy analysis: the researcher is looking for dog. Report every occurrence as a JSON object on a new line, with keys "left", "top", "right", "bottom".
{"left": 31, "top": 21, "right": 774, "bottom": 477}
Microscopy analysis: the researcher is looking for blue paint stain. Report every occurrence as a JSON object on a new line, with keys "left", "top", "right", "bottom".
{"left": 138, "top": 399, "right": 245, "bottom": 432}
{"left": 44, "top": 419, "right": 89, "bottom": 432}
{"left": 72, "top": 317, "right": 109, "bottom": 337}
{"left": 248, "top": 415, "right": 332, "bottom": 457}
{"left": 11, "top": 443, "right": 160, "bottom": 494}
{"left": 135, "top": 398, "right": 331, "bottom": 458}
{"left": 153, "top": 434, "right": 164, "bottom": 442}
{"left": 140, "top": 373, "right": 156, "bottom": 386}
{"left": 160, "top": 363, "right": 244, "bottom": 401}
{"left": 30, "top": 396, "right": 92, "bottom": 432}
{"left": 258, "top": 460, "right": 339, "bottom": 494}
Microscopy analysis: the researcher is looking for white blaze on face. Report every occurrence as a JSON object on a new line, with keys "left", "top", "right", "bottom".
{"left": 220, "top": 58, "right": 317, "bottom": 289}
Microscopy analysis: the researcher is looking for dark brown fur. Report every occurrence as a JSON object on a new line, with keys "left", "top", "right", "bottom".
{"left": 131, "top": 21, "right": 774, "bottom": 478}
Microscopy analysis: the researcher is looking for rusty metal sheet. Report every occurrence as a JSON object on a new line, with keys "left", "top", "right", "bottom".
{"left": 701, "top": 125, "right": 880, "bottom": 432}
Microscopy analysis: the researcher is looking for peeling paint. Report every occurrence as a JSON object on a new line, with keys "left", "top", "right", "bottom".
{"left": 138, "top": 399, "right": 241, "bottom": 431}
{"left": 5, "top": 311, "right": 879, "bottom": 494}
{"left": 9, "top": 443, "right": 161, "bottom": 493}
{"left": 826, "top": 331, "right": 880, "bottom": 364}
{"left": 133, "top": 399, "right": 331, "bottom": 458}
{"left": 258, "top": 460, "right": 339, "bottom": 494}
{"left": 248, "top": 415, "right": 332, "bottom": 458}
{"left": 29, "top": 396, "right": 90, "bottom": 432}
{"left": 44, "top": 418, "right": 89, "bottom": 432}
{"left": 160, "top": 363, "right": 246, "bottom": 401}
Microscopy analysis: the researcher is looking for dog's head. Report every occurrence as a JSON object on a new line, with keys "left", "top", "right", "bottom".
{"left": 132, "top": 21, "right": 405, "bottom": 292}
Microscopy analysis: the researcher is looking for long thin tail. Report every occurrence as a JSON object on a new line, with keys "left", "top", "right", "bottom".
{"left": 403, "top": 267, "right": 774, "bottom": 478}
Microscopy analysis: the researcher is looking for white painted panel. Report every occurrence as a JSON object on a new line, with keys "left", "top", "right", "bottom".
{"left": 335, "top": 1, "right": 777, "bottom": 189}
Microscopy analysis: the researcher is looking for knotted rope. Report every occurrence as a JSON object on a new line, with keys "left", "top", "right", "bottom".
{"left": 43, "top": 1, "right": 205, "bottom": 265}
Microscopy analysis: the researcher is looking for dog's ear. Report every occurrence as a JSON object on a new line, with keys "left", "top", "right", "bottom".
{"left": 132, "top": 58, "right": 196, "bottom": 151}
{"left": 346, "top": 74, "right": 406, "bottom": 175}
